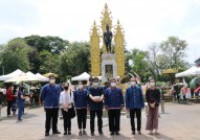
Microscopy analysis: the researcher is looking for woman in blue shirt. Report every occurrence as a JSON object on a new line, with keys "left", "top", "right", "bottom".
{"left": 74, "top": 82, "right": 88, "bottom": 136}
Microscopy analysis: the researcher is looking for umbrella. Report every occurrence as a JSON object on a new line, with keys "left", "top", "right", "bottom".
{"left": 4, "top": 73, "right": 39, "bottom": 83}
{"left": 162, "top": 69, "right": 178, "bottom": 74}
{"left": 43, "top": 73, "right": 58, "bottom": 78}
{"left": 162, "top": 69, "right": 178, "bottom": 84}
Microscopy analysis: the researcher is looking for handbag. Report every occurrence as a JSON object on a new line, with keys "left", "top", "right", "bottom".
{"left": 68, "top": 104, "right": 76, "bottom": 118}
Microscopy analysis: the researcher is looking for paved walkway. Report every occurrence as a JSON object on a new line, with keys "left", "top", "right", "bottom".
{"left": 0, "top": 102, "right": 200, "bottom": 140}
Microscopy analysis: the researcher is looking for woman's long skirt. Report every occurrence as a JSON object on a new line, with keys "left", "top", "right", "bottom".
{"left": 146, "top": 106, "right": 159, "bottom": 130}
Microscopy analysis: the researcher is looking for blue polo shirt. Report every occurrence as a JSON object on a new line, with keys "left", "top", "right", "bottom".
{"left": 104, "top": 87, "right": 124, "bottom": 109}
{"left": 74, "top": 89, "right": 88, "bottom": 109}
{"left": 40, "top": 84, "right": 61, "bottom": 109}
{"left": 88, "top": 87, "right": 104, "bottom": 110}
{"left": 126, "top": 85, "right": 144, "bottom": 109}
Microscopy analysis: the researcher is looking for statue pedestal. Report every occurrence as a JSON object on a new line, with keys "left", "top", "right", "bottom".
{"left": 101, "top": 54, "right": 117, "bottom": 83}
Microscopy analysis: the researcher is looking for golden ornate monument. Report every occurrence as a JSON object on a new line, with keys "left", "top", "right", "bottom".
{"left": 90, "top": 4, "right": 125, "bottom": 79}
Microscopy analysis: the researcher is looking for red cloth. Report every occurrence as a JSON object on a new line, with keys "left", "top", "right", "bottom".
{"left": 194, "top": 86, "right": 200, "bottom": 93}
{"left": 6, "top": 88, "right": 14, "bottom": 101}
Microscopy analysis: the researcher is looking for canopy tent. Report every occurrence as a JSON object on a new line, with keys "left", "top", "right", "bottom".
{"left": 162, "top": 69, "right": 178, "bottom": 74}
{"left": 35, "top": 73, "right": 49, "bottom": 82}
{"left": 4, "top": 73, "right": 39, "bottom": 83}
{"left": 175, "top": 66, "right": 200, "bottom": 77}
{"left": 0, "top": 69, "right": 25, "bottom": 81}
{"left": 71, "top": 72, "right": 90, "bottom": 81}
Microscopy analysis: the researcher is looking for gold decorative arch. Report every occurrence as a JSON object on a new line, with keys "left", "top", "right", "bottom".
{"left": 90, "top": 4, "right": 125, "bottom": 77}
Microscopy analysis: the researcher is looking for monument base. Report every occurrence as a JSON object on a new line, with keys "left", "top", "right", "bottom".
{"left": 101, "top": 54, "right": 117, "bottom": 83}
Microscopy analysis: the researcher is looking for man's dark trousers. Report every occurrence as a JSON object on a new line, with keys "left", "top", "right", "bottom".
{"left": 45, "top": 108, "right": 59, "bottom": 133}
{"left": 130, "top": 108, "right": 141, "bottom": 132}
{"left": 108, "top": 109, "right": 121, "bottom": 132}
{"left": 90, "top": 110, "right": 103, "bottom": 133}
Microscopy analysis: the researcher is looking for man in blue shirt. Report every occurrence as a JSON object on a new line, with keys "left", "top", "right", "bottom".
{"left": 104, "top": 78, "right": 124, "bottom": 135}
{"left": 40, "top": 74, "right": 61, "bottom": 136}
{"left": 126, "top": 77, "right": 144, "bottom": 135}
{"left": 88, "top": 78, "right": 104, "bottom": 136}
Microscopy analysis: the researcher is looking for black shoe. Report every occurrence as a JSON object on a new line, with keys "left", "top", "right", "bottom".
{"left": 64, "top": 131, "right": 67, "bottom": 135}
{"left": 138, "top": 131, "right": 141, "bottom": 135}
{"left": 99, "top": 131, "right": 103, "bottom": 135}
{"left": 45, "top": 133, "right": 49, "bottom": 137}
{"left": 132, "top": 131, "right": 135, "bottom": 135}
{"left": 18, "top": 118, "right": 22, "bottom": 121}
{"left": 91, "top": 132, "right": 94, "bottom": 136}
{"left": 110, "top": 132, "right": 114, "bottom": 135}
{"left": 79, "top": 131, "right": 82, "bottom": 136}
{"left": 83, "top": 130, "right": 87, "bottom": 135}
{"left": 68, "top": 131, "right": 71, "bottom": 135}
{"left": 115, "top": 131, "right": 120, "bottom": 135}
{"left": 53, "top": 131, "right": 61, "bottom": 134}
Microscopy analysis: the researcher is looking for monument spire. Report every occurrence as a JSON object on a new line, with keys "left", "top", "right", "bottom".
{"left": 90, "top": 20, "right": 100, "bottom": 76}
{"left": 114, "top": 20, "right": 125, "bottom": 77}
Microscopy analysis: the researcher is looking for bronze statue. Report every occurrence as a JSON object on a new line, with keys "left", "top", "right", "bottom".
{"left": 103, "top": 24, "right": 113, "bottom": 53}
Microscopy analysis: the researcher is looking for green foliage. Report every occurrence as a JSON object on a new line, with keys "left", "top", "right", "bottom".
{"left": 160, "top": 36, "right": 188, "bottom": 69}
{"left": 58, "top": 42, "right": 90, "bottom": 81}
{"left": 0, "top": 38, "right": 31, "bottom": 74}
{"left": 38, "top": 50, "right": 59, "bottom": 74}
{"left": 24, "top": 35, "right": 69, "bottom": 73}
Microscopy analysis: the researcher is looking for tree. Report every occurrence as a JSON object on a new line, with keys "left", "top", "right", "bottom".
{"left": 125, "top": 48, "right": 151, "bottom": 82}
{"left": 147, "top": 43, "right": 161, "bottom": 80}
{"left": 160, "top": 36, "right": 188, "bottom": 69}
{"left": 24, "top": 35, "right": 69, "bottom": 53}
{"left": 0, "top": 38, "right": 31, "bottom": 74}
{"left": 24, "top": 35, "right": 69, "bottom": 73}
{"left": 38, "top": 50, "right": 59, "bottom": 74}
{"left": 59, "top": 42, "right": 90, "bottom": 81}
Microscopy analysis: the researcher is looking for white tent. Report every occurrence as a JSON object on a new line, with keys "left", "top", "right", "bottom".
{"left": 71, "top": 72, "right": 90, "bottom": 81}
{"left": 176, "top": 66, "right": 200, "bottom": 77}
{"left": 0, "top": 69, "right": 25, "bottom": 81}
{"left": 35, "top": 73, "right": 49, "bottom": 82}
{"left": 4, "top": 73, "right": 39, "bottom": 83}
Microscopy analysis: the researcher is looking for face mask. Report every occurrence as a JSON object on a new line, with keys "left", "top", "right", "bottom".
{"left": 150, "top": 82, "right": 155, "bottom": 87}
{"left": 64, "top": 87, "right": 68, "bottom": 90}
{"left": 78, "top": 85, "right": 83, "bottom": 89}
{"left": 111, "top": 82, "right": 116, "bottom": 87}
{"left": 131, "top": 81, "right": 136, "bottom": 86}
{"left": 49, "top": 79, "right": 55, "bottom": 84}
{"left": 93, "top": 82, "right": 99, "bottom": 87}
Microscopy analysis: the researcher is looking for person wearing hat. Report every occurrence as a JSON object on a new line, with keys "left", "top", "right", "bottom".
{"left": 40, "top": 74, "right": 61, "bottom": 136}
{"left": 126, "top": 77, "right": 144, "bottom": 135}
{"left": 104, "top": 78, "right": 124, "bottom": 135}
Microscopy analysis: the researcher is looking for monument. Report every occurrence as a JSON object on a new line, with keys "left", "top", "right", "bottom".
{"left": 90, "top": 4, "right": 125, "bottom": 82}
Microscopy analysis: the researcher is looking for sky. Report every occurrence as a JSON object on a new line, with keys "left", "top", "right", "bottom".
{"left": 0, "top": 0, "right": 200, "bottom": 64}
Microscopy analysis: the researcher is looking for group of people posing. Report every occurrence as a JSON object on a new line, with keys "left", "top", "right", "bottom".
{"left": 40, "top": 74, "right": 161, "bottom": 137}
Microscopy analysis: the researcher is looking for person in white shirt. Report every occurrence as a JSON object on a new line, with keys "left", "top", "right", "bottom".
{"left": 59, "top": 83, "right": 72, "bottom": 135}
